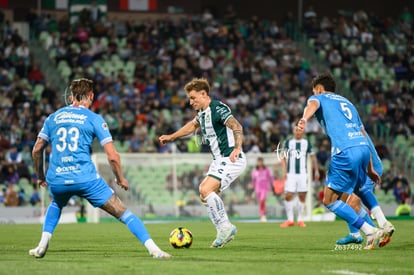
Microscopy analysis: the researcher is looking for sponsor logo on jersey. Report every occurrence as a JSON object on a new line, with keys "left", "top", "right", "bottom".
{"left": 56, "top": 164, "right": 80, "bottom": 174}
{"left": 54, "top": 112, "right": 87, "bottom": 124}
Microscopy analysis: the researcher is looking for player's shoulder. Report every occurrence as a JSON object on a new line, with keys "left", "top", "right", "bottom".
{"left": 211, "top": 99, "right": 229, "bottom": 109}
{"left": 211, "top": 100, "right": 232, "bottom": 114}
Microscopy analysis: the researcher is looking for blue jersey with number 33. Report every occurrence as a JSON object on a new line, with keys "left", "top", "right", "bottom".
{"left": 39, "top": 105, "right": 112, "bottom": 184}
{"left": 309, "top": 93, "right": 368, "bottom": 156}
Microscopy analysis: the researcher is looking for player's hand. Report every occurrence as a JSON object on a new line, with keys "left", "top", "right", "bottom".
{"left": 296, "top": 118, "right": 306, "bottom": 133}
{"left": 229, "top": 148, "right": 241, "bottom": 163}
{"left": 367, "top": 169, "right": 381, "bottom": 186}
{"left": 37, "top": 179, "right": 48, "bottom": 187}
{"left": 115, "top": 178, "right": 129, "bottom": 191}
{"left": 159, "top": 135, "right": 172, "bottom": 146}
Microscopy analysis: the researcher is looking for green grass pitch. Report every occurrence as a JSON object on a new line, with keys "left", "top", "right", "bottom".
{"left": 1, "top": 220, "right": 413, "bottom": 275}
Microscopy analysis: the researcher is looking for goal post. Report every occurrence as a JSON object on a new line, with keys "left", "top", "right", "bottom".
{"left": 91, "top": 151, "right": 320, "bottom": 221}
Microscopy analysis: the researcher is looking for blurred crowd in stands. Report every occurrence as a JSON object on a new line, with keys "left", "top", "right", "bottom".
{"left": 0, "top": 5, "right": 412, "bottom": 209}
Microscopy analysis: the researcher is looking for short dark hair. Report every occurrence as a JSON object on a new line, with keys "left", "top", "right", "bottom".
{"left": 70, "top": 78, "right": 94, "bottom": 101}
{"left": 311, "top": 73, "right": 336, "bottom": 92}
{"left": 184, "top": 77, "right": 210, "bottom": 95}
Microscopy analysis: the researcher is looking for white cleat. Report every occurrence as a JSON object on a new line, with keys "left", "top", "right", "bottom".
{"left": 364, "top": 228, "right": 383, "bottom": 250}
{"left": 379, "top": 221, "right": 395, "bottom": 248}
{"left": 210, "top": 225, "right": 237, "bottom": 248}
{"left": 29, "top": 245, "right": 48, "bottom": 258}
{"left": 150, "top": 250, "right": 172, "bottom": 259}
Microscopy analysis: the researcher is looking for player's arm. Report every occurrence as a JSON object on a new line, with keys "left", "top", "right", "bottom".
{"left": 297, "top": 99, "right": 319, "bottom": 132}
{"left": 159, "top": 119, "right": 200, "bottom": 145}
{"left": 103, "top": 142, "right": 129, "bottom": 190}
{"left": 310, "top": 153, "right": 320, "bottom": 180}
{"left": 225, "top": 116, "right": 243, "bottom": 163}
{"left": 32, "top": 137, "right": 48, "bottom": 187}
{"left": 280, "top": 155, "right": 287, "bottom": 180}
{"left": 360, "top": 127, "right": 381, "bottom": 185}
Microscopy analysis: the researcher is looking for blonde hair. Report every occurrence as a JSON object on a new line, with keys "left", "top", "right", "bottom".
{"left": 70, "top": 78, "right": 94, "bottom": 102}
{"left": 184, "top": 78, "right": 210, "bottom": 95}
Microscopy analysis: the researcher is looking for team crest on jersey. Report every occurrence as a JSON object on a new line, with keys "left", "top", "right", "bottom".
{"left": 205, "top": 114, "right": 211, "bottom": 123}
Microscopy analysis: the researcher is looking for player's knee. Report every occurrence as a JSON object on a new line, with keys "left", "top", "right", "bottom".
{"left": 322, "top": 197, "right": 333, "bottom": 206}
{"left": 284, "top": 192, "right": 294, "bottom": 201}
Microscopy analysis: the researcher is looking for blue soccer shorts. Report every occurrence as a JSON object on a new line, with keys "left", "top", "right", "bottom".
{"left": 325, "top": 146, "right": 370, "bottom": 194}
{"left": 49, "top": 177, "right": 114, "bottom": 208}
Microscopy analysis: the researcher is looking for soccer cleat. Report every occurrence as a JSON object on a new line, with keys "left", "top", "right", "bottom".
{"left": 260, "top": 216, "right": 267, "bottom": 222}
{"left": 210, "top": 225, "right": 237, "bottom": 248}
{"left": 336, "top": 234, "right": 363, "bottom": 245}
{"left": 379, "top": 221, "right": 395, "bottom": 248}
{"left": 29, "top": 245, "right": 48, "bottom": 258}
{"left": 279, "top": 220, "right": 295, "bottom": 228}
{"left": 150, "top": 250, "right": 172, "bottom": 259}
{"left": 364, "top": 228, "right": 383, "bottom": 250}
{"left": 297, "top": 221, "right": 307, "bottom": 227}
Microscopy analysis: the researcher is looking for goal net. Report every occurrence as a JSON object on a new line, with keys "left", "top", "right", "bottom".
{"left": 91, "top": 149, "right": 318, "bottom": 221}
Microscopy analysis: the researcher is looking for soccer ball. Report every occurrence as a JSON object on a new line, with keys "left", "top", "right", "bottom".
{"left": 169, "top": 227, "right": 193, "bottom": 248}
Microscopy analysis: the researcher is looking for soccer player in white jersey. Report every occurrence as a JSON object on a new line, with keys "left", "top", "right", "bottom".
{"left": 29, "top": 78, "right": 171, "bottom": 259}
{"left": 280, "top": 127, "right": 319, "bottom": 228}
{"left": 159, "top": 77, "right": 246, "bottom": 248}
{"left": 296, "top": 73, "right": 384, "bottom": 250}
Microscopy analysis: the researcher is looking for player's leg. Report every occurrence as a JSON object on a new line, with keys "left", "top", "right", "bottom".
{"left": 336, "top": 193, "right": 373, "bottom": 244}
{"left": 280, "top": 192, "right": 295, "bottom": 227}
{"left": 260, "top": 190, "right": 267, "bottom": 222}
{"left": 29, "top": 185, "right": 71, "bottom": 258}
{"left": 200, "top": 176, "right": 236, "bottom": 247}
{"left": 356, "top": 181, "right": 395, "bottom": 247}
{"left": 324, "top": 187, "right": 381, "bottom": 249}
{"left": 200, "top": 156, "right": 246, "bottom": 248}
{"left": 324, "top": 147, "right": 383, "bottom": 249}
{"left": 297, "top": 192, "right": 307, "bottom": 227}
{"left": 258, "top": 190, "right": 267, "bottom": 222}
{"left": 296, "top": 174, "right": 308, "bottom": 227}
{"left": 87, "top": 178, "right": 170, "bottom": 258}
{"left": 280, "top": 174, "right": 296, "bottom": 227}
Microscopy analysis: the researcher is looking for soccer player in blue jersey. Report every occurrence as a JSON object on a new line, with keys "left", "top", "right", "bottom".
{"left": 159, "top": 78, "right": 246, "bottom": 248}
{"left": 337, "top": 133, "right": 395, "bottom": 246}
{"left": 29, "top": 78, "right": 171, "bottom": 259}
{"left": 296, "top": 73, "right": 384, "bottom": 250}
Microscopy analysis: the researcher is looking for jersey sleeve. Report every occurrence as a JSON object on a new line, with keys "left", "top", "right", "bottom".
{"left": 307, "top": 95, "right": 321, "bottom": 109}
{"left": 38, "top": 116, "right": 51, "bottom": 142}
{"left": 216, "top": 102, "right": 233, "bottom": 124}
{"left": 93, "top": 115, "right": 113, "bottom": 146}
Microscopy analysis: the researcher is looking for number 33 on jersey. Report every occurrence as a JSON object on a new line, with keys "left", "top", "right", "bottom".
{"left": 38, "top": 105, "right": 113, "bottom": 184}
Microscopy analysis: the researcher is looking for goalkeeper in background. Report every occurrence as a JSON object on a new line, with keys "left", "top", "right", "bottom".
{"left": 29, "top": 78, "right": 171, "bottom": 259}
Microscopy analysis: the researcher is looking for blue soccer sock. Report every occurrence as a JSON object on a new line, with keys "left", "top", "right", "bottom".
{"left": 43, "top": 201, "right": 62, "bottom": 234}
{"left": 119, "top": 209, "right": 151, "bottom": 244}
{"left": 358, "top": 188, "right": 379, "bottom": 210}
{"left": 359, "top": 207, "right": 375, "bottom": 227}
{"left": 326, "top": 200, "right": 364, "bottom": 229}
{"left": 347, "top": 208, "right": 375, "bottom": 234}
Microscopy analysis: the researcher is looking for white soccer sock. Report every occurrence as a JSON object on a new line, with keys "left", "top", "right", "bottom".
{"left": 39, "top": 232, "right": 52, "bottom": 247}
{"left": 205, "top": 192, "right": 231, "bottom": 230}
{"left": 297, "top": 201, "right": 305, "bottom": 222}
{"left": 284, "top": 200, "right": 294, "bottom": 222}
{"left": 370, "top": 206, "right": 387, "bottom": 228}
{"left": 144, "top": 239, "right": 161, "bottom": 254}
{"left": 360, "top": 222, "right": 376, "bottom": 235}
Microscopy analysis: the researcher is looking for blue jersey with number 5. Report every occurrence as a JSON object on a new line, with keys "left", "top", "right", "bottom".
{"left": 39, "top": 105, "right": 112, "bottom": 184}
{"left": 309, "top": 93, "right": 368, "bottom": 156}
